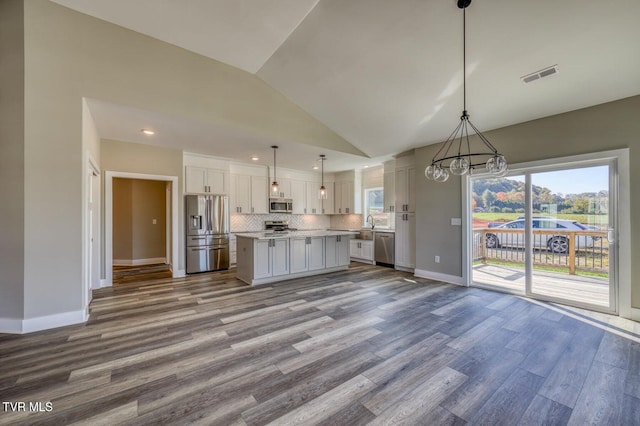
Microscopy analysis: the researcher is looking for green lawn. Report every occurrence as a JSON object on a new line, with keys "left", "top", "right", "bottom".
{"left": 473, "top": 212, "right": 608, "bottom": 226}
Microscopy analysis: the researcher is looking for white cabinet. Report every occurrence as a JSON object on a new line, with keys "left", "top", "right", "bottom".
{"left": 230, "top": 174, "right": 268, "bottom": 214}
{"left": 333, "top": 170, "right": 362, "bottom": 215}
{"left": 383, "top": 170, "right": 395, "bottom": 213}
{"left": 290, "top": 236, "right": 325, "bottom": 274}
{"left": 250, "top": 176, "right": 269, "bottom": 214}
{"left": 335, "top": 181, "right": 356, "bottom": 214}
{"left": 395, "top": 212, "right": 416, "bottom": 270}
{"left": 395, "top": 166, "right": 416, "bottom": 213}
{"left": 253, "top": 238, "right": 289, "bottom": 279}
{"left": 230, "top": 234, "right": 237, "bottom": 266}
{"left": 325, "top": 235, "right": 351, "bottom": 268}
{"left": 290, "top": 180, "right": 306, "bottom": 214}
{"left": 305, "top": 181, "right": 322, "bottom": 214}
{"left": 274, "top": 178, "right": 292, "bottom": 199}
{"left": 185, "top": 166, "right": 227, "bottom": 194}
{"left": 350, "top": 239, "right": 374, "bottom": 263}
{"left": 321, "top": 182, "right": 334, "bottom": 214}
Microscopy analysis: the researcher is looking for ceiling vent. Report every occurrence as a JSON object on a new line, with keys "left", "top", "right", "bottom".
{"left": 521, "top": 65, "right": 559, "bottom": 84}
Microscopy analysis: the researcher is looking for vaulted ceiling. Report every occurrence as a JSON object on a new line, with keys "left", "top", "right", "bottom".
{"left": 52, "top": 0, "right": 640, "bottom": 171}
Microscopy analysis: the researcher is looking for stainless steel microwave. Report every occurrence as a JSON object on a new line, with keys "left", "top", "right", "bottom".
{"left": 269, "top": 198, "right": 293, "bottom": 214}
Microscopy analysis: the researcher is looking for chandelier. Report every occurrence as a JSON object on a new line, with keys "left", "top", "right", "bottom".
{"left": 425, "top": 0, "right": 508, "bottom": 182}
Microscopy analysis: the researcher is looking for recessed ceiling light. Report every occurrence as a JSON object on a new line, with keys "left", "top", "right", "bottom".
{"left": 312, "top": 166, "right": 319, "bottom": 170}
{"left": 364, "top": 165, "right": 369, "bottom": 168}
{"left": 251, "top": 156, "right": 259, "bottom": 161}
{"left": 141, "top": 129, "right": 155, "bottom": 135}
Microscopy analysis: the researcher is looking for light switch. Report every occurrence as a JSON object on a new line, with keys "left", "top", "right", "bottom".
{"left": 451, "top": 218, "right": 462, "bottom": 226}
{"left": 152, "top": 219, "right": 157, "bottom": 225}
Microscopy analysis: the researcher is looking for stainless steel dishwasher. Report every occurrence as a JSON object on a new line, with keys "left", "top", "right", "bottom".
{"left": 374, "top": 231, "right": 395, "bottom": 267}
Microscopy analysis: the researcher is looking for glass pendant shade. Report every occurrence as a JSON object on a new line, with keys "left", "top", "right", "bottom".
{"left": 271, "top": 181, "right": 279, "bottom": 194}
{"left": 449, "top": 157, "right": 469, "bottom": 175}
{"left": 318, "top": 185, "right": 327, "bottom": 200}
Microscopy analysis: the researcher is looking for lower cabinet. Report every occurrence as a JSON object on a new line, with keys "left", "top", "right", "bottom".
{"left": 253, "top": 238, "right": 290, "bottom": 279}
{"left": 350, "top": 239, "right": 374, "bottom": 263}
{"left": 290, "top": 236, "right": 325, "bottom": 274}
{"left": 326, "top": 235, "right": 351, "bottom": 268}
{"left": 236, "top": 234, "right": 350, "bottom": 285}
{"left": 395, "top": 212, "right": 416, "bottom": 270}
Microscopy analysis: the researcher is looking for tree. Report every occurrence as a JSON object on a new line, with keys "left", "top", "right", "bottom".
{"left": 482, "top": 189, "right": 497, "bottom": 210}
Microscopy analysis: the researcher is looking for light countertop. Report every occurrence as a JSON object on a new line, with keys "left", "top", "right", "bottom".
{"left": 236, "top": 230, "right": 357, "bottom": 240}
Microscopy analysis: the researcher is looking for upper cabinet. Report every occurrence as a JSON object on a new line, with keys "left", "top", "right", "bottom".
{"left": 383, "top": 160, "right": 396, "bottom": 213}
{"left": 395, "top": 156, "right": 415, "bottom": 213}
{"left": 230, "top": 173, "right": 269, "bottom": 214}
{"left": 321, "top": 181, "right": 335, "bottom": 214}
{"left": 333, "top": 170, "right": 362, "bottom": 214}
{"left": 185, "top": 166, "right": 228, "bottom": 194}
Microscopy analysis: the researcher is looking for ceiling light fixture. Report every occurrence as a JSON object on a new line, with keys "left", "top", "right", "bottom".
{"left": 318, "top": 154, "right": 327, "bottom": 200}
{"left": 251, "top": 156, "right": 259, "bottom": 161}
{"left": 425, "top": 0, "right": 507, "bottom": 183}
{"left": 312, "top": 165, "right": 319, "bottom": 170}
{"left": 271, "top": 145, "right": 279, "bottom": 195}
{"left": 141, "top": 129, "right": 155, "bottom": 135}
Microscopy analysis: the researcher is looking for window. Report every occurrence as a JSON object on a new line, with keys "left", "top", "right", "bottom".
{"left": 363, "top": 187, "right": 389, "bottom": 227}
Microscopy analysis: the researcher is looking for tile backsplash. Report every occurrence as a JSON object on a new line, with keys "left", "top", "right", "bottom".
{"left": 231, "top": 214, "right": 330, "bottom": 232}
{"left": 329, "top": 214, "right": 364, "bottom": 230}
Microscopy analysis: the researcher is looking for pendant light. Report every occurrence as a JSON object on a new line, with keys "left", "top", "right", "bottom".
{"left": 318, "top": 154, "right": 327, "bottom": 200}
{"left": 425, "top": 0, "right": 508, "bottom": 183}
{"left": 271, "top": 145, "right": 279, "bottom": 195}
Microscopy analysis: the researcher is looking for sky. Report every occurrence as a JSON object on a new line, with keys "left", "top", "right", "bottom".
{"left": 508, "top": 165, "right": 608, "bottom": 195}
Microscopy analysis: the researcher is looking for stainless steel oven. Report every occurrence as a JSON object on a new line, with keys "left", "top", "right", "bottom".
{"left": 269, "top": 198, "right": 293, "bottom": 214}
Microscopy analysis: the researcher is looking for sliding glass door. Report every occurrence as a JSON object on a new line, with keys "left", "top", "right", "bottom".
{"left": 470, "top": 159, "right": 616, "bottom": 313}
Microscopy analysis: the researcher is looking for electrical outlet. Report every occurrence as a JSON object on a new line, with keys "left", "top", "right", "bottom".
{"left": 152, "top": 219, "right": 157, "bottom": 225}
{"left": 435, "top": 255, "right": 440, "bottom": 263}
{"left": 451, "top": 218, "right": 462, "bottom": 226}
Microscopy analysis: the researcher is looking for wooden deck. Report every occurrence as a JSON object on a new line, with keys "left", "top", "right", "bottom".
{"left": 473, "top": 263, "right": 610, "bottom": 307}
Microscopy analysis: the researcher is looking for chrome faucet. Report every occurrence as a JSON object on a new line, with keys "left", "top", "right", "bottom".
{"left": 367, "top": 214, "right": 375, "bottom": 229}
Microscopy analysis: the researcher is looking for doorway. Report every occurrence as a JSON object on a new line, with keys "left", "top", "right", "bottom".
{"left": 466, "top": 150, "right": 630, "bottom": 315}
{"left": 105, "top": 172, "right": 180, "bottom": 286}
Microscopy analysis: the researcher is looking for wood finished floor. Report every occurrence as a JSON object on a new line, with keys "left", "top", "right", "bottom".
{"left": 1, "top": 263, "right": 639, "bottom": 425}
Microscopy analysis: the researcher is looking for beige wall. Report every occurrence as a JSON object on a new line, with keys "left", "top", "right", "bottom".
{"left": 112, "top": 178, "right": 133, "bottom": 260}
{"left": 0, "top": 0, "right": 25, "bottom": 321}
{"left": 415, "top": 95, "right": 640, "bottom": 309}
{"left": 102, "top": 140, "right": 182, "bottom": 271}
{"left": 19, "top": 0, "right": 355, "bottom": 321}
{"left": 113, "top": 178, "right": 167, "bottom": 262}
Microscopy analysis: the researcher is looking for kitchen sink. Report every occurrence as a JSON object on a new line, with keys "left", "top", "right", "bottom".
{"left": 357, "top": 230, "right": 374, "bottom": 240}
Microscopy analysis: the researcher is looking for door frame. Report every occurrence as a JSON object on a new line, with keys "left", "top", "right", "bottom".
{"left": 104, "top": 171, "right": 180, "bottom": 286}
{"left": 462, "top": 149, "right": 631, "bottom": 318}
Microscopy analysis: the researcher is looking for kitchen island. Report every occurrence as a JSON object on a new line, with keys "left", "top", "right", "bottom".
{"left": 235, "top": 230, "right": 354, "bottom": 285}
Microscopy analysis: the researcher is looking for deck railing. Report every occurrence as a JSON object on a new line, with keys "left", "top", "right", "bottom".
{"left": 472, "top": 228, "right": 609, "bottom": 275}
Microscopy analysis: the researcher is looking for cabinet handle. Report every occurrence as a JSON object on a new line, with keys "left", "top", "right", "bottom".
{"left": 252, "top": 207, "right": 254, "bottom": 213}
{"left": 337, "top": 235, "right": 341, "bottom": 242}
{"left": 346, "top": 208, "right": 350, "bottom": 214}
{"left": 390, "top": 205, "right": 394, "bottom": 213}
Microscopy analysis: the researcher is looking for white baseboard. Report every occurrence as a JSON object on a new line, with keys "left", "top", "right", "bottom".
{"left": 0, "top": 317, "right": 23, "bottom": 334}
{"left": 0, "top": 310, "right": 86, "bottom": 334}
{"left": 113, "top": 257, "right": 167, "bottom": 266}
{"left": 414, "top": 269, "right": 465, "bottom": 286}
{"left": 173, "top": 269, "right": 186, "bottom": 278}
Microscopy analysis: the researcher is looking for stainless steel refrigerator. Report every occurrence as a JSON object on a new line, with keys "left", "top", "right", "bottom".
{"left": 185, "top": 194, "right": 230, "bottom": 273}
